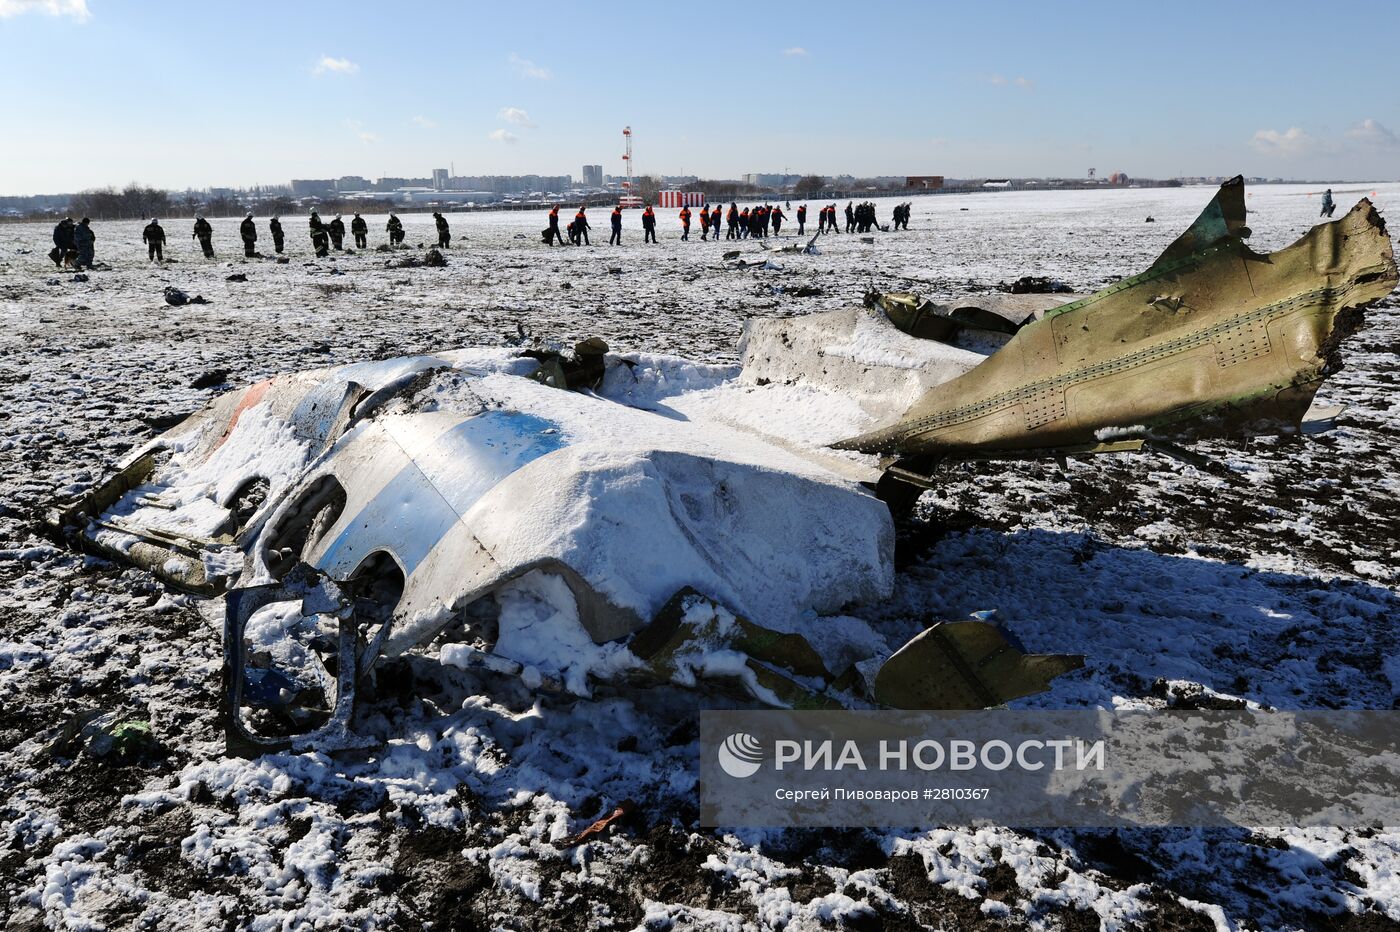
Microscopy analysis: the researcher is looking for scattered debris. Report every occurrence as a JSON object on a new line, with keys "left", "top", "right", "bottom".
{"left": 44, "top": 177, "right": 1390, "bottom": 754}
{"left": 163, "top": 287, "right": 209, "bottom": 307}
{"left": 139, "top": 411, "right": 193, "bottom": 432}
{"left": 998, "top": 275, "right": 1072, "bottom": 294}
{"left": 190, "top": 369, "right": 230, "bottom": 389}
{"left": 560, "top": 800, "right": 637, "bottom": 847}
{"left": 226, "top": 272, "right": 248, "bottom": 282}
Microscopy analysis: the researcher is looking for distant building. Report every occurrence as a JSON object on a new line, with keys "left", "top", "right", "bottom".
{"left": 432, "top": 169, "right": 449, "bottom": 191}
{"left": 291, "top": 179, "right": 336, "bottom": 198}
{"left": 582, "top": 165, "right": 603, "bottom": 187}
{"left": 741, "top": 173, "right": 801, "bottom": 188}
{"left": 336, "top": 176, "right": 370, "bottom": 193}
{"left": 905, "top": 175, "right": 944, "bottom": 190}
{"left": 1108, "top": 172, "right": 1130, "bottom": 185}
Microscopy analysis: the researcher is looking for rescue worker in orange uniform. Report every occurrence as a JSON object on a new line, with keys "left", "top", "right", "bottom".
{"left": 796, "top": 204, "right": 807, "bottom": 235}
{"left": 699, "top": 204, "right": 711, "bottom": 241}
{"left": 679, "top": 204, "right": 692, "bottom": 241}
{"left": 574, "top": 206, "right": 590, "bottom": 245}
{"left": 609, "top": 205, "right": 623, "bottom": 245}
{"left": 641, "top": 204, "right": 657, "bottom": 243}
{"left": 547, "top": 205, "right": 564, "bottom": 246}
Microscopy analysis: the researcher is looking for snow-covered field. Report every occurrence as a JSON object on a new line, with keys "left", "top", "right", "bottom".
{"left": 2, "top": 185, "right": 1398, "bottom": 931}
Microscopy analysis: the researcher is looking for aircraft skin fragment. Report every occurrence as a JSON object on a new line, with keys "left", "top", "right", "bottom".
{"left": 834, "top": 177, "right": 1398, "bottom": 458}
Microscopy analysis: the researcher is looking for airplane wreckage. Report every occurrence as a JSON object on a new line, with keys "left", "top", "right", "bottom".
{"left": 46, "top": 178, "right": 1398, "bottom": 752}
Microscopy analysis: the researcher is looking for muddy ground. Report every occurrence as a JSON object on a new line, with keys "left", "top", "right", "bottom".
{"left": 1, "top": 186, "right": 1398, "bottom": 931}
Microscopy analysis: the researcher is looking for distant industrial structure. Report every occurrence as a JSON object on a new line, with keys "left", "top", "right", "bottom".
{"left": 618, "top": 127, "right": 642, "bottom": 208}
{"left": 905, "top": 175, "right": 945, "bottom": 190}
{"left": 432, "top": 168, "right": 449, "bottom": 191}
{"left": 741, "top": 173, "right": 801, "bottom": 188}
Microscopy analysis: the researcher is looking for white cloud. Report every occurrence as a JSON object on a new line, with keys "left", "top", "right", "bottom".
{"left": 508, "top": 52, "right": 551, "bottom": 80}
{"left": 988, "top": 74, "right": 1033, "bottom": 89}
{"left": 0, "top": 0, "right": 89, "bottom": 20}
{"left": 344, "top": 119, "right": 377, "bottom": 144}
{"left": 489, "top": 129, "right": 519, "bottom": 144}
{"left": 411, "top": 115, "right": 437, "bottom": 129}
{"left": 782, "top": 46, "right": 807, "bottom": 56}
{"left": 1251, "top": 126, "right": 1333, "bottom": 157}
{"left": 498, "top": 107, "right": 537, "bottom": 128}
{"left": 1347, "top": 118, "right": 1399, "bottom": 149}
{"left": 314, "top": 56, "right": 358, "bottom": 76}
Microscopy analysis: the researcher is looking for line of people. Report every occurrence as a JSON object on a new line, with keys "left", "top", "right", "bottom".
{"left": 541, "top": 199, "right": 913, "bottom": 246}
{"left": 46, "top": 198, "right": 911, "bottom": 268}
{"left": 131, "top": 209, "right": 438, "bottom": 262}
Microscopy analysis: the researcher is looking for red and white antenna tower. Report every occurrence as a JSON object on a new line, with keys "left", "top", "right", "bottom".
{"left": 620, "top": 126, "right": 642, "bottom": 207}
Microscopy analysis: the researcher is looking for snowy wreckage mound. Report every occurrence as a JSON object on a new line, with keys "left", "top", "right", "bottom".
{"left": 47, "top": 343, "right": 1079, "bottom": 752}
{"left": 47, "top": 177, "right": 1396, "bottom": 752}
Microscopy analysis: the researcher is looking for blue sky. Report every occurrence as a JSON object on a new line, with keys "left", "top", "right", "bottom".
{"left": 1, "top": 0, "right": 1397, "bottom": 193}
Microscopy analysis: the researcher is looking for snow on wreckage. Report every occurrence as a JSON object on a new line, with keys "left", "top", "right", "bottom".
{"left": 44, "top": 178, "right": 1397, "bottom": 753}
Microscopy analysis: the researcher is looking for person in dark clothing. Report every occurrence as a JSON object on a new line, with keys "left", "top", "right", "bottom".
{"left": 796, "top": 204, "right": 806, "bottom": 236}
{"left": 308, "top": 211, "right": 329, "bottom": 257}
{"left": 546, "top": 205, "right": 564, "bottom": 246}
{"left": 72, "top": 218, "right": 95, "bottom": 270}
{"left": 845, "top": 201, "right": 855, "bottom": 233}
{"left": 270, "top": 216, "right": 285, "bottom": 253}
{"left": 641, "top": 204, "right": 657, "bottom": 243}
{"left": 433, "top": 212, "right": 450, "bottom": 248}
{"left": 771, "top": 205, "right": 785, "bottom": 236}
{"left": 143, "top": 219, "right": 166, "bottom": 262}
{"left": 738, "top": 207, "right": 750, "bottom": 239}
{"left": 573, "top": 207, "right": 589, "bottom": 245}
{"left": 240, "top": 212, "right": 258, "bottom": 257}
{"left": 193, "top": 215, "right": 215, "bottom": 258}
{"left": 328, "top": 214, "right": 345, "bottom": 250}
{"left": 710, "top": 205, "right": 721, "bottom": 239}
{"left": 726, "top": 203, "right": 738, "bottom": 240}
{"left": 50, "top": 217, "right": 75, "bottom": 267}
{"left": 351, "top": 213, "right": 368, "bottom": 249}
{"left": 608, "top": 205, "right": 623, "bottom": 245}
{"left": 386, "top": 213, "right": 404, "bottom": 246}
{"left": 679, "top": 205, "right": 691, "bottom": 241}
{"left": 1320, "top": 188, "right": 1336, "bottom": 218}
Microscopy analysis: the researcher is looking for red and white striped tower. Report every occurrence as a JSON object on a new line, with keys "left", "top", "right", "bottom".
{"left": 619, "top": 126, "right": 642, "bottom": 208}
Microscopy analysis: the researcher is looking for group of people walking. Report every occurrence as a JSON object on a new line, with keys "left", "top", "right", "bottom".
{"left": 117, "top": 210, "right": 441, "bottom": 263}
{"left": 43, "top": 198, "right": 914, "bottom": 267}
{"left": 542, "top": 199, "right": 913, "bottom": 247}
